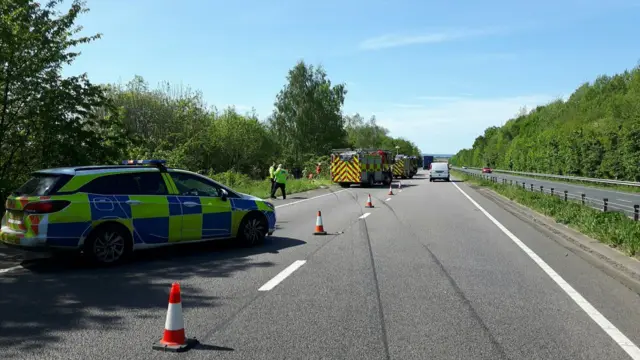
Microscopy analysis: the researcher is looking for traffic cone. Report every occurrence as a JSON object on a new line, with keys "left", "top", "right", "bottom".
{"left": 152, "top": 282, "right": 199, "bottom": 352}
{"left": 365, "top": 194, "right": 374, "bottom": 208}
{"left": 314, "top": 210, "right": 327, "bottom": 235}
{"left": 388, "top": 184, "right": 394, "bottom": 195}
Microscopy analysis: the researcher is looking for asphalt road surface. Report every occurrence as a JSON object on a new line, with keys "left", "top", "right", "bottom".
{"left": 458, "top": 167, "right": 640, "bottom": 214}
{"left": 2, "top": 171, "right": 640, "bottom": 359}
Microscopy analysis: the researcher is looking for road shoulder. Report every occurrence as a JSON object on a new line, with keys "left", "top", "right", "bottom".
{"left": 466, "top": 182, "right": 640, "bottom": 295}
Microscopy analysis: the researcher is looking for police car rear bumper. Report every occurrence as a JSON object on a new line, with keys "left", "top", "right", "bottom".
{"left": 0, "top": 226, "right": 78, "bottom": 253}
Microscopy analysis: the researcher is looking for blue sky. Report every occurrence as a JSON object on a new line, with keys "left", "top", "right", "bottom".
{"left": 64, "top": 0, "right": 640, "bottom": 154}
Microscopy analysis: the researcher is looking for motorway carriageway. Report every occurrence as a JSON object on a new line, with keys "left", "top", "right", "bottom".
{"left": 461, "top": 168, "right": 640, "bottom": 211}
{"left": 2, "top": 171, "right": 640, "bottom": 359}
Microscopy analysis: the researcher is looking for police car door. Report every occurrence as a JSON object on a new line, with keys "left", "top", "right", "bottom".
{"left": 168, "top": 172, "right": 232, "bottom": 241}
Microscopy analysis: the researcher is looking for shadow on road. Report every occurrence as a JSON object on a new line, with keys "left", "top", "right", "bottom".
{"left": 0, "top": 236, "right": 304, "bottom": 354}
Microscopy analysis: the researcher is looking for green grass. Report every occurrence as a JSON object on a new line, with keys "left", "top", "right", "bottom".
{"left": 452, "top": 170, "right": 640, "bottom": 256}
{"left": 233, "top": 178, "right": 333, "bottom": 199}
{"left": 209, "top": 171, "right": 334, "bottom": 199}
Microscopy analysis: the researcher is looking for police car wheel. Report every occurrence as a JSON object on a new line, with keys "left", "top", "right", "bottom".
{"left": 85, "top": 224, "right": 132, "bottom": 265}
{"left": 238, "top": 214, "right": 267, "bottom": 246}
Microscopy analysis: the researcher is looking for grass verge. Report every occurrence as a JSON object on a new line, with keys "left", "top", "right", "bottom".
{"left": 452, "top": 170, "right": 640, "bottom": 256}
{"left": 212, "top": 173, "right": 334, "bottom": 199}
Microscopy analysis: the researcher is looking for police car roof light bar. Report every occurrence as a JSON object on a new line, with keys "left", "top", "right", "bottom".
{"left": 121, "top": 159, "right": 167, "bottom": 166}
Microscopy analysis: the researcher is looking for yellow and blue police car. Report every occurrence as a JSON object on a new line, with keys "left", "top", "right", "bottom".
{"left": 0, "top": 160, "right": 276, "bottom": 265}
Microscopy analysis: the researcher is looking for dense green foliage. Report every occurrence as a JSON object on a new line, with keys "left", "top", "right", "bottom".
{"left": 451, "top": 65, "right": 640, "bottom": 181}
{"left": 0, "top": 0, "right": 420, "bottom": 203}
{"left": 452, "top": 171, "right": 640, "bottom": 256}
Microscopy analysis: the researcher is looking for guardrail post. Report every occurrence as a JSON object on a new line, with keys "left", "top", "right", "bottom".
{"left": 540, "top": 185, "right": 543, "bottom": 193}
{"left": 530, "top": 184, "right": 534, "bottom": 191}
{"left": 581, "top": 193, "right": 585, "bottom": 205}
{"left": 603, "top": 198, "right": 608, "bottom": 212}
{"left": 522, "top": 182, "right": 525, "bottom": 189}
{"left": 564, "top": 190, "right": 568, "bottom": 201}
{"left": 550, "top": 188, "right": 554, "bottom": 196}
{"left": 635, "top": 205, "right": 639, "bottom": 221}
{"left": 510, "top": 179, "right": 513, "bottom": 186}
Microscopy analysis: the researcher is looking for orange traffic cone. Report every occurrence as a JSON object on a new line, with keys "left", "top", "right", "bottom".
{"left": 365, "top": 194, "right": 374, "bottom": 208}
{"left": 388, "top": 184, "right": 394, "bottom": 195}
{"left": 153, "top": 282, "right": 199, "bottom": 352}
{"left": 314, "top": 210, "right": 327, "bottom": 235}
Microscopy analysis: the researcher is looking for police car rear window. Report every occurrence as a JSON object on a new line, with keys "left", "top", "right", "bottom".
{"left": 12, "top": 174, "right": 71, "bottom": 196}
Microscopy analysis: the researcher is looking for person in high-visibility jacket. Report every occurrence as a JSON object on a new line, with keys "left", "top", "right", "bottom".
{"left": 268, "top": 162, "right": 276, "bottom": 194}
{"left": 270, "top": 164, "right": 288, "bottom": 199}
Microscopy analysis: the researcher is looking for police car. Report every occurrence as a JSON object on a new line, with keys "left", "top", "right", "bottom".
{"left": 0, "top": 160, "right": 276, "bottom": 265}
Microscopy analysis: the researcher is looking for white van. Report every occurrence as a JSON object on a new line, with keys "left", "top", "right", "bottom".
{"left": 429, "top": 162, "right": 450, "bottom": 182}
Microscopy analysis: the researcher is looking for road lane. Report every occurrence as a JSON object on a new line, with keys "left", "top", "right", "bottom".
{"left": 0, "top": 187, "right": 372, "bottom": 360}
{"left": 3, "top": 171, "right": 640, "bottom": 359}
{"left": 452, "top": 176, "right": 640, "bottom": 357}
{"left": 459, "top": 168, "right": 640, "bottom": 214}
{"left": 368, "top": 176, "right": 636, "bottom": 359}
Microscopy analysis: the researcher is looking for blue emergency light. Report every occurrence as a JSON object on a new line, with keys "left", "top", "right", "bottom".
{"left": 121, "top": 159, "right": 167, "bottom": 165}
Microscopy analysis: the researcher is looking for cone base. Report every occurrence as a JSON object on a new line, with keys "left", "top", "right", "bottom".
{"left": 152, "top": 338, "right": 199, "bottom": 352}
{"left": 313, "top": 231, "right": 328, "bottom": 235}
{"left": 365, "top": 204, "right": 374, "bottom": 208}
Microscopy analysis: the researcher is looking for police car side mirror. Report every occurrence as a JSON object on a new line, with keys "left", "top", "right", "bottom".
{"left": 220, "top": 188, "right": 228, "bottom": 201}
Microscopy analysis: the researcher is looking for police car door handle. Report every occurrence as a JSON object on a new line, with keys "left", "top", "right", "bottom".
{"left": 183, "top": 201, "right": 198, "bottom": 207}
{"left": 125, "top": 200, "right": 142, "bottom": 205}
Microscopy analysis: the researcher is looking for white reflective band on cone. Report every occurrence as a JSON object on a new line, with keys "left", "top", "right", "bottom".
{"left": 164, "top": 303, "right": 185, "bottom": 331}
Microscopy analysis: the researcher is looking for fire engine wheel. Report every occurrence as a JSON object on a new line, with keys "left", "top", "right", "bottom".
{"left": 365, "top": 176, "right": 375, "bottom": 188}
{"left": 339, "top": 183, "right": 351, "bottom": 188}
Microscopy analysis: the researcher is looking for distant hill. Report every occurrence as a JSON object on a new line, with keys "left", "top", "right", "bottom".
{"left": 423, "top": 154, "right": 454, "bottom": 158}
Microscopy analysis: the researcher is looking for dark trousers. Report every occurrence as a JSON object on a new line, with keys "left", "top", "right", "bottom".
{"left": 270, "top": 178, "right": 275, "bottom": 194}
{"left": 271, "top": 182, "right": 286, "bottom": 199}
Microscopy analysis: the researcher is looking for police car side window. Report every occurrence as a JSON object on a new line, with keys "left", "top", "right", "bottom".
{"left": 130, "top": 173, "right": 169, "bottom": 195}
{"left": 169, "top": 173, "right": 220, "bottom": 197}
{"left": 80, "top": 174, "right": 139, "bottom": 195}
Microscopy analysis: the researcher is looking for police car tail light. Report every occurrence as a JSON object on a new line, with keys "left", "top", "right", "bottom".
{"left": 23, "top": 200, "right": 71, "bottom": 214}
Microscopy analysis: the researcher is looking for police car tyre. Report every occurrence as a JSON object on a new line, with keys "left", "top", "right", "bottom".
{"left": 84, "top": 223, "right": 132, "bottom": 265}
{"left": 238, "top": 212, "right": 268, "bottom": 246}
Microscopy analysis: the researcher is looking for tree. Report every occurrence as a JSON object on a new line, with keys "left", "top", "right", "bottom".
{"left": 0, "top": 0, "right": 127, "bottom": 199}
{"left": 269, "top": 60, "right": 349, "bottom": 166}
{"left": 451, "top": 64, "right": 640, "bottom": 181}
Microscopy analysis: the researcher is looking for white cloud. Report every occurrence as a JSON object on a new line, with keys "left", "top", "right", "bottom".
{"left": 358, "top": 27, "right": 503, "bottom": 50}
{"left": 348, "top": 95, "right": 559, "bottom": 153}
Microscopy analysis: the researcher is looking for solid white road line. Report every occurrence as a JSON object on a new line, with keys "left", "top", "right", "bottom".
{"left": 618, "top": 199, "right": 632, "bottom": 203}
{"left": 451, "top": 182, "right": 640, "bottom": 359}
{"left": 359, "top": 213, "right": 371, "bottom": 219}
{"left": 385, "top": 198, "right": 391, "bottom": 202}
{"left": 0, "top": 265, "right": 22, "bottom": 275}
{"left": 258, "top": 260, "right": 307, "bottom": 291}
{"left": 274, "top": 189, "right": 348, "bottom": 209}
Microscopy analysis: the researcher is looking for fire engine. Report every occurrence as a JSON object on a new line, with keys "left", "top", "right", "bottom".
{"left": 330, "top": 148, "right": 394, "bottom": 188}
{"left": 392, "top": 154, "right": 413, "bottom": 179}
